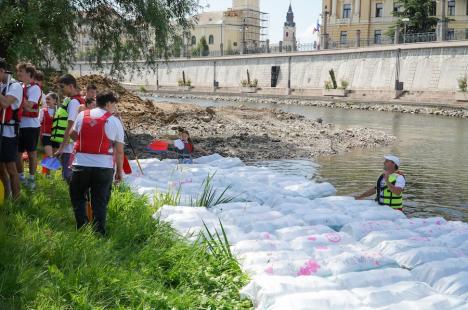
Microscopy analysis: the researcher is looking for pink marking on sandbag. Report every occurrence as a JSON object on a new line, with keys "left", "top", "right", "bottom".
{"left": 298, "top": 260, "right": 321, "bottom": 276}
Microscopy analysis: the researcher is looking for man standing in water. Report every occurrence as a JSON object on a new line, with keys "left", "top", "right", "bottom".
{"left": 355, "top": 155, "right": 406, "bottom": 211}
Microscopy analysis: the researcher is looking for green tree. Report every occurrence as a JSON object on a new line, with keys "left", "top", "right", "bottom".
{"left": 392, "top": 0, "right": 439, "bottom": 34}
{"left": 0, "top": 0, "right": 198, "bottom": 73}
{"left": 192, "top": 36, "right": 209, "bottom": 57}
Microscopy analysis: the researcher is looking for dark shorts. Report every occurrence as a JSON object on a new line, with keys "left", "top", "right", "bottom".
{"left": 41, "top": 135, "right": 60, "bottom": 149}
{"left": 18, "top": 127, "right": 40, "bottom": 153}
{"left": 0, "top": 136, "right": 19, "bottom": 163}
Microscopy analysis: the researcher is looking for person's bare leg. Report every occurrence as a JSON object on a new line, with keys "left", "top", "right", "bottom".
{"left": 0, "top": 163, "right": 11, "bottom": 198}
{"left": 44, "top": 145, "right": 53, "bottom": 158}
{"left": 16, "top": 152, "right": 24, "bottom": 175}
{"left": 28, "top": 151, "right": 37, "bottom": 176}
{"left": 6, "top": 162, "right": 20, "bottom": 200}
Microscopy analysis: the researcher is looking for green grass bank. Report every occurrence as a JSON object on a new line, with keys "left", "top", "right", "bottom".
{"left": 0, "top": 174, "right": 251, "bottom": 309}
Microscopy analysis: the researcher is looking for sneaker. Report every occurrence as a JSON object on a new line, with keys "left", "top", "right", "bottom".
{"left": 28, "top": 177, "right": 36, "bottom": 190}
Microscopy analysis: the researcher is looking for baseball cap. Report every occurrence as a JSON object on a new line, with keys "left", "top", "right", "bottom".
{"left": 384, "top": 155, "right": 400, "bottom": 167}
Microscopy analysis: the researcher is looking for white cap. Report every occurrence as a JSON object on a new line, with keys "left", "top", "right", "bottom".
{"left": 384, "top": 155, "right": 400, "bottom": 167}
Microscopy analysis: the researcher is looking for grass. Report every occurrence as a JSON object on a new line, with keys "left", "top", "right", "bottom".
{"left": 190, "top": 174, "right": 236, "bottom": 208}
{"left": 0, "top": 173, "right": 252, "bottom": 309}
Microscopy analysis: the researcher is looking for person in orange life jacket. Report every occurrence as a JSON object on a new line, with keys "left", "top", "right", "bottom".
{"left": 69, "top": 91, "right": 125, "bottom": 235}
{"left": 355, "top": 155, "right": 406, "bottom": 211}
{"left": 0, "top": 58, "right": 22, "bottom": 199}
{"left": 16, "top": 62, "right": 42, "bottom": 190}
{"left": 55, "top": 74, "right": 84, "bottom": 183}
{"left": 39, "top": 93, "right": 60, "bottom": 159}
{"left": 34, "top": 70, "right": 47, "bottom": 108}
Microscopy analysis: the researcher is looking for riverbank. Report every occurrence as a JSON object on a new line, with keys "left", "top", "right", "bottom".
{"left": 147, "top": 92, "right": 468, "bottom": 119}
{"left": 0, "top": 175, "right": 250, "bottom": 309}
{"left": 76, "top": 75, "right": 395, "bottom": 161}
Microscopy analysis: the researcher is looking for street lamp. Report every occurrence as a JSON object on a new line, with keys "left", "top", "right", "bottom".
{"left": 402, "top": 18, "right": 410, "bottom": 44}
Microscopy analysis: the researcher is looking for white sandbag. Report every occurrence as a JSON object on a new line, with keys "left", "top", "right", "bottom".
{"left": 397, "top": 217, "right": 447, "bottom": 229}
{"left": 437, "top": 228, "right": 468, "bottom": 248}
{"left": 290, "top": 232, "right": 355, "bottom": 253}
{"left": 266, "top": 290, "right": 363, "bottom": 310}
{"left": 354, "top": 208, "right": 406, "bottom": 222}
{"left": 333, "top": 268, "right": 413, "bottom": 289}
{"left": 380, "top": 294, "right": 465, "bottom": 310}
{"left": 238, "top": 250, "right": 309, "bottom": 266}
{"left": 412, "top": 257, "right": 468, "bottom": 286}
{"left": 351, "top": 281, "right": 437, "bottom": 308}
{"left": 326, "top": 251, "right": 398, "bottom": 275}
{"left": 392, "top": 246, "right": 460, "bottom": 269}
{"left": 340, "top": 220, "right": 400, "bottom": 240}
{"left": 301, "top": 213, "right": 354, "bottom": 229}
{"left": 240, "top": 275, "right": 341, "bottom": 309}
{"left": 360, "top": 229, "right": 419, "bottom": 248}
{"left": 250, "top": 215, "right": 306, "bottom": 233}
{"left": 232, "top": 240, "right": 291, "bottom": 255}
{"left": 275, "top": 225, "right": 335, "bottom": 241}
{"left": 372, "top": 237, "right": 442, "bottom": 256}
{"left": 432, "top": 272, "right": 468, "bottom": 298}
{"left": 415, "top": 224, "right": 460, "bottom": 238}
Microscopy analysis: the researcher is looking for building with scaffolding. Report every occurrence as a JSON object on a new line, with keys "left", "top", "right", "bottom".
{"left": 187, "top": 0, "right": 269, "bottom": 56}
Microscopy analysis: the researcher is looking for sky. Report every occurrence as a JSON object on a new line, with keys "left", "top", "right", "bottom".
{"left": 200, "top": 0, "right": 322, "bottom": 43}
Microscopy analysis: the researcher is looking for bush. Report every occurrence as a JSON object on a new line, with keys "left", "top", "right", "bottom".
{"left": 324, "top": 80, "right": 333, "bottom": 90}
{"left": 0, "top": 175, "right": 251, "bottom": 309}
{"left": 458, "top": 76, "right": 467, "bottom": 92}
{"left": 340, "top": 80, "right": 349, "bottom": 90}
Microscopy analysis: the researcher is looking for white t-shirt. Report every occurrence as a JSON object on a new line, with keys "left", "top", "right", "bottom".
{"left": 20, "top": 84, "right": 41, "bottom": 128}
{"left": 72, "top": 108, "right": 125, "bottom": 169}
{"left": 41, "top": 93, "right": 47, "bottom": 108}
{"left": 380, "top": 174, "right": 406, "bottom": 189}
{"left": 63, "top": 98, "right": 81, "bottom": 154}
{"left": 39, "top": 107, "right": 55, "bottom": 136}
{"left": 0, "top": 81, "right": 23, "bottom": 138}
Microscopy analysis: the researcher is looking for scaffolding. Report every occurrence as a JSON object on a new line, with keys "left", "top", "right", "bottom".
{"left": 223, "top": 8, "right": 269, "bottom": 52}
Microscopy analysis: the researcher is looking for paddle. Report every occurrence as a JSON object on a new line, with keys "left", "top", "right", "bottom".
{"left": 123, "top": 154, "right": 132, "bottom": 174}
{"left": 40, "top": 157, "right": 62, "bottom": 170}
{"left": 146, "top": 140, "right": 169, "bottom": 152}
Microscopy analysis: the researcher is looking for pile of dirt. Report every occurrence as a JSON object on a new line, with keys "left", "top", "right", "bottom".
{"left": 76, "top": 75, "right": 165, "bottom": 129}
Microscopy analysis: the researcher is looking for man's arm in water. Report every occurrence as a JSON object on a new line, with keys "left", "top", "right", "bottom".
{"left": 355, "top": 187, "right": 376, "bottom": 200}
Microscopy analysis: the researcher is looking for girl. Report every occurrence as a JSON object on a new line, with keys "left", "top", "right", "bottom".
{"left": 39, "top": 92, "right": 60, "bottom": 173}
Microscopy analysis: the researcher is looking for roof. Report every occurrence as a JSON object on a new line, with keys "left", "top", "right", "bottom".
{"left": 195, "top": 11, "right": 225, "bottom": 25}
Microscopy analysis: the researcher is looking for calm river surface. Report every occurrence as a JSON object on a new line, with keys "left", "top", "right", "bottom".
{"left": 152, "top": 96, "right": 468, "bottom": 221}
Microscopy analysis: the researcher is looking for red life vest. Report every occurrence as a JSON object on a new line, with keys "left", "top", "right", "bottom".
{"left": 72, "top": 94, "right": 86, "bottom": 106}
{"left": 184, "top": 141, "right": 194, "bottom": 153}
{"left": 1, "top": 82, "right": 23, "bottom": 126}
{"left": 22, "top": 82, "right": 42, "bottom": 118}
{"left": 75, "top": 110, "right": 113, "bottom": 155}
{"left": 41, "top": 107, "right": 53, "bottom": 135}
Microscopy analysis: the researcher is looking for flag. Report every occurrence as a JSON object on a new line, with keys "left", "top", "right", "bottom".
{"left": 313, "top": 19, "right": 321, "bottom": 34}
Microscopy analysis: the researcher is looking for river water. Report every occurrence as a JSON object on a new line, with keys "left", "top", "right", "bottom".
{"left": 151, "top": 96, "right": 468, "bottom": 221}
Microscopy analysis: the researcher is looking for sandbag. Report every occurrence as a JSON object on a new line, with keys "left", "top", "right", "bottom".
{"left": 340, "top": 220, "right": 400, "bottom": 240}
{"left": 360, "top": 229, "right": 418, "bottom": 248}
{"left": 275, "top": 225, "right": 334, "bottom": 241}
{"left": 326, "top": 251, "right": 398, "bottom": 275}
{"left": 432, "top": 271, "right": 468, "bottom": 298}
{"left": 392, "top": 246, "right": 460, "bottom": 269}
{"left": 333, "top": 268, "right": 413, "bottom": 289}
{"left": 266, "top": 290, "right": 363, "bottom": 310}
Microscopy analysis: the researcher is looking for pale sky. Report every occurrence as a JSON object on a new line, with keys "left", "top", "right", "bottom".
{"left": 200, "top": 0, "right": 322, "bottom": 43}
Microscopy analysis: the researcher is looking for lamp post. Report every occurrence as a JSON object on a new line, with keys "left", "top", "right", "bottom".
{"left": 220, "top": 22, "right": 224, "bottom": 56}
{"left": 402, "top": 18, "right": 409, "bottom": 44}
{"left": 320, "top": 6, "right": 330, "bottom": 50}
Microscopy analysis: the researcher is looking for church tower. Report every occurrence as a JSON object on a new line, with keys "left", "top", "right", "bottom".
{"left": 283, "top": 3, "right": 297, "bottom": 51}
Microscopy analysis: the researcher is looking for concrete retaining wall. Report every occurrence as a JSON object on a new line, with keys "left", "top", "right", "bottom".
{"left": 71, "top": 41, "right": 468, "bottom": 97}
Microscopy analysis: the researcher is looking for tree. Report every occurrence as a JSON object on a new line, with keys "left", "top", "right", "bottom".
{"left": 392, "top": 0, "right": 439, "bottom": 34}
{"left": 0, "top": 0, "right": 199, "bottom": 73}
{"left": 192, "top": 36, "right": 209, "bottom": 57}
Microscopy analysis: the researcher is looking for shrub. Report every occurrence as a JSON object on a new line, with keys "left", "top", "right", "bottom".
{"left": 340, "top": 80, "right": 349, "bottom": 90}
{"left": 458, "top": 76, "right": 467, "bottom": 92}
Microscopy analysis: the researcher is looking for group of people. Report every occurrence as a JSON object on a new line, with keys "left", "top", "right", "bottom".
{"left": 0, "top": 58, "right": 124, "bottom": 235}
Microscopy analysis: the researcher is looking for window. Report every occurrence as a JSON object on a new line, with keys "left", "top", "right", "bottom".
{"left": 208, "top": 35, "right": 214, "bottom": 45}
{"left": 376, "top": 3, "right": 383, "bottom": 17}
{"left": 393, "top": 1, "right": 400, "bottom": 13}
{"left": 374, "top": 30, "right": 382, "bottom": 44}
{"left": 340, "top": 31, "right": 348, "bottom": 44}
{"left": 429, "top": 1, "right": 437, "bottom": 16}
{"left": 233, "top": 42, "right": 238, "bottom": 46}
{"left": 448, "top": 0, "right": 455, "bottom": 16}
{"left": 343, "top": 4, "right": 352, "bottom": 18}
{"left": 286, "top": 31, "right": 289, "bottom": 38}
{"left": 191, "top": 36, "right": 196, "bottom": 45}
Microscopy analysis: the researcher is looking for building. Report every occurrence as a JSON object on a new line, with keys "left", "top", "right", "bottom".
{"left": 321, "top": 0, "right": 468, "bottom": 47}
{"left": 187, "top": 0, "right": 269, "bottom": 56}
{"left": 283, "top": 4, "right": 297, "bottom": 51}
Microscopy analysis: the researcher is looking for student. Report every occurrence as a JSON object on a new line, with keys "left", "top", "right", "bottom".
{"left": 0, "top": 58, "right": 22, "bottom": 199}
{"left": 78, "top": 97, "right": 96, "bottom": 113}
{"left": 70, "top": 91, "right": 125, "bottom": 235}
{"left": 51, "top": 74, "right": 84, "bottom": 183}
{"left": 39, "top": 92, "right": 60, "bottom": 172}
{"left": 34, "top": 70, "right": 47, "bottom": 108}
{"left": 16, "top": 62, "right": 42, "bottom": 190}
{"left": 161, "top": 129, "right": 205, "bottom": 164}
{"left": 85, "top": 84, "right": 97, "bottom": 100}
